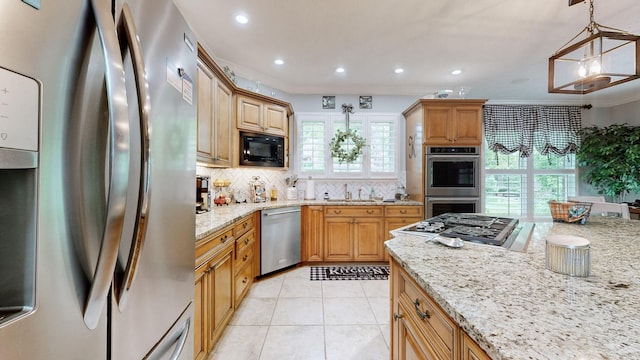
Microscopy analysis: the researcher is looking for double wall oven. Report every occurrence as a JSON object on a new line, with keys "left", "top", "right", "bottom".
{"left": 425, "top": 146, "right": 480, "bottom": 217}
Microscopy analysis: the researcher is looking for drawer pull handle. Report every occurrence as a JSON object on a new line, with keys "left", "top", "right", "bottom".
{"left": 400, "top": 210, "right": 407, "bottom": 214}
{"left": 366, "top": 210, "right": 374, "bottom": 214}
{"left": 242, "top": 277, "right": 248, "bottom": 284}
{"left": 221, "top": 235, "right": 228, "bottom": 243}
{"left": 413, "top": 299, "right": 430, "bottom": 320}
{"left": 244, "top": 238, "right": 250, "bottom": 245}
{"left": 242, "top": 254, "right": 248, "bottom": 261}
{"left": 334, "top": 210, "right": 342, "bottom": 214}
{"left": 393, "top": 313, "right": 403, "bottom": 321}
{"left": 243, "top": 222, "right": 248, "bottom": 228}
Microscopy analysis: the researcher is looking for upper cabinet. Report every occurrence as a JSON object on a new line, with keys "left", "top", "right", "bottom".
{"left": 404, "top": 99, "right": 487, "bottom": 146}
{"left": 197, "top": 44, "right": 294, "bottom": 168}
{"left": 237, "top": 94, "right": 288, "bottom": 137}
{"left": 196, "top": 53, "right": 234, "bottom": 167}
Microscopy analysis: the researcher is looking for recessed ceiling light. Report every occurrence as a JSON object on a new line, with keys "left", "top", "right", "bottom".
{"left": 451, "top": 69, "right": 462, "bottom": 75}
{"left": 274, "top": 59, "right": 284, "bottom": 65}
{"left": 335, "top": 67, "right": 345, "bottom": 73}
{"left": 394, "top": 68, "right": 404, "bottom": 74}
{"left": 235, "top": 15, "right": 249, "bottom": 24}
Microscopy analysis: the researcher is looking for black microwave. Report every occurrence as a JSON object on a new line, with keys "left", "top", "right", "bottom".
{"left": 239, "top": 131, "right": 285, "bottom": 167}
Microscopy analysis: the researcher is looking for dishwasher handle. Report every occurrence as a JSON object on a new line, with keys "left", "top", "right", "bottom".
{"left": 263, "top": 209, "right": 301, "bottom": 217}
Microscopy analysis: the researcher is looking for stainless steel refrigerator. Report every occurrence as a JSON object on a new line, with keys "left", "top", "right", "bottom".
{"left": 0, "top": 0, "right": 197, "bottom": 359}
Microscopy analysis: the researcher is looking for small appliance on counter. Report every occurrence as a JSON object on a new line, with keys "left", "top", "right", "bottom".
{"left": 250, "top": 176, "right": 267, "bottom": 202}
{"left": 196, "top": 175, "right": 211, "bottom": 213}
{"left": 213, "top": 178, "right": 232, "bottom": 206}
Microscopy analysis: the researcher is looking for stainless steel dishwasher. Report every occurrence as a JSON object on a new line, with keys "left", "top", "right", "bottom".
{"left": 261, "top": 206, "right": 301, "bottom": 275}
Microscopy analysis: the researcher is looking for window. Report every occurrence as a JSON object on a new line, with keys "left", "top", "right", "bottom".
{"left": 297, "top": 113, "right": 400, "bottom": 179}
{"left": 484, "top": 143, "right": 577, "bottom": 221}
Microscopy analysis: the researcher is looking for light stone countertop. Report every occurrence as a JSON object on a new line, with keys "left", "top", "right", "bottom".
{"left": 385, "top": 218, "right": 640, "bottom": 360}
{"left": 195, "top": 199, "right": 422, "bottom": 241}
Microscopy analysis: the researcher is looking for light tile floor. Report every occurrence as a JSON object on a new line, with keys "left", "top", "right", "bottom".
{"left": 208, "top": 265, "right": 390, "bottom": 360}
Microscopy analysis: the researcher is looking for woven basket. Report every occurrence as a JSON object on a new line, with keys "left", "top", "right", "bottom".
{"left": 548, "top": 200, "right": 592, "bottom": 224}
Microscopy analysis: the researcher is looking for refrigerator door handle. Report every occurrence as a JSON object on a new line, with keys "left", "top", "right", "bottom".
{"left": 144, "top": 304, "right": 192, "bottom": 360}
{"left": 83, "top": 0, "right": 131, "bottom": 330}
{"left": 114, "top": 2, "right": 152, "bottom": 312}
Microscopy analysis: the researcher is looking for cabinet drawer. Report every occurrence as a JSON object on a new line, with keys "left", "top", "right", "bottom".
{"left": 235, "top": 247, "right": 253, "bottom": 275}
{"left": 324, "top": 206, "right": 383, "bottom": 217}
{"left": 399, "top": 270, "right": 456, "bottom": 358}
{"left": 236, "top": 228, "right": 255, "bottom": 255}
{"left": 385, "top": 206, "right": 422, "bottom": 217}
{"left": 233, "top": 216, "right": 254, "bottom": 238}
{"left": 195, "top": 228, "right": 233, "bottom": 267}
{"left": 235, "top": 259, "right": 253, "bottom": 302}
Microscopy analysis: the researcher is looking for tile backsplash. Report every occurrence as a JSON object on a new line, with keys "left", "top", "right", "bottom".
{"left": 196, "top": 166, "right": 406, "bottom": 202}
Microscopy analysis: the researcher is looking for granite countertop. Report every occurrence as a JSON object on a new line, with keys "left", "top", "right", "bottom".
{"left": 385, "top": 218, "right": 640, "bottom": 359}
{"left": 195, "top": 199, "right": 422, "bottom": 241}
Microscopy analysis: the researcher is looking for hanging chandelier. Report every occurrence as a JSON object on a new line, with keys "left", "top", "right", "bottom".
{"left": 548, "top": 0, "right": 640, "bottom": 94}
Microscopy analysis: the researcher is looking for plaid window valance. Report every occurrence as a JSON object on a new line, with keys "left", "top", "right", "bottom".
{"left": 483, "top": 105, "right": 582, "bottom": 158}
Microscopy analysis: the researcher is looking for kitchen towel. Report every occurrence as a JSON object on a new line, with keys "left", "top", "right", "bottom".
{"left": 305, "top": 179, "right": 315, "bottom": 200}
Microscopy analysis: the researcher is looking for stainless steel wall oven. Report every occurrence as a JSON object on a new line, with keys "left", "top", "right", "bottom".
{"left": 425, "top": 146, "right": 481, "bottom": 217}
{"left": 425, "top": 146, "right": 480, "bottom": 197}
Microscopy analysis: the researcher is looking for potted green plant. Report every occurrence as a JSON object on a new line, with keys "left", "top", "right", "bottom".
{"left": 576, "top": 124, "right": 640, "bottom": 202}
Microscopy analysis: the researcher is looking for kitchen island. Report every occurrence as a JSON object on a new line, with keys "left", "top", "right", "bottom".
{"left": 385, "top": 218, "right": 640, "bottom": 359}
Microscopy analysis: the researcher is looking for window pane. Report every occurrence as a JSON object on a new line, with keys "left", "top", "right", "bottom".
{"left": 300, "top": 121, "right": 325, "bottom": 172}
{"left": 484, "top": 174, "right": 524, "bottom": 217}
{"left": 370, "top": 122, "right": 395, "bottom": 173}
{"left": 533, "top": 174, "right": 576, "bottom": 216}
{"left": 484, "top": 145, "right": 526, "bottom": 169}
{"left": 533, "top": 152, "right": 576, "bottom": 170}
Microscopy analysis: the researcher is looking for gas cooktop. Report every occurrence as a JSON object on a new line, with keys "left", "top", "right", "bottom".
{"left": 401, "top": 213, "right": 520, "bottom": 247}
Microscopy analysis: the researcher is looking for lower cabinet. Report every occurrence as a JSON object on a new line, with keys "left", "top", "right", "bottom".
{"left": 194, "top": 240, "right": 234, "bottom": 360}
{"left": 194, "top": 213, "right": 258, "bottom": 360}
{"left": 302, "top": 205, "right": 324, "bottom": 262}
{"left": 324, "top": 206, "right": 385, "bottom": 262}
{"left": 391, "top": 258, "right": 491, "bottom": 360}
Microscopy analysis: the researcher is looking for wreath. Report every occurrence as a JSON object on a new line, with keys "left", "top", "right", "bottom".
{"left": 329, "top": 129, "right": 366, "bottom": 163}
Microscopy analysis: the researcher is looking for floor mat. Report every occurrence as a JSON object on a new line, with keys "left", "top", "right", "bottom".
{"left": 310, "top": 265, "right": 390, "bottom": 280}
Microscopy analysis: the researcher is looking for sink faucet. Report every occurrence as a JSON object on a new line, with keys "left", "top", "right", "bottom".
{"left": 344, "top": 184, "right": 351, "bottom": 200}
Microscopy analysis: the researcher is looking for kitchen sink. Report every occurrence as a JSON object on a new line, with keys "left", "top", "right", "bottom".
{"left": 325, "top": 198, "right": 376, "bottom": 202}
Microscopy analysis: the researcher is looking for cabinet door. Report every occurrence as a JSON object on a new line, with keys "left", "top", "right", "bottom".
{"left": 396, "top": 302, "right": 441, "bottom": 360}
{"left": 208, "top": 244, "right": 234, "bottom": 351}
{"left": 264, "top": 103, "right": 288, "bottom": 136}
{"left": 324, "top": 217, "right": 353, "bottom": 261}
{"left": 353, "top": 217, "right": 384, "bottom": 261}
{"left": 237, "top": 95, "right": 263, "bottom": 133}
{"left": 461, "top": 333, "right": 491, "bottom": 360}
{"left": 213, "top": 80, "right": 233, "bottom": 166}
{"left": 302, "top": 206, "right": 324, "bottom": 262}
{"left": 194, "top": 265, "right": 207, "bottom": 360}
{"left": 424, "top": 106, "right": 453, "bottom": 145}
{"left": 196, "top": 62, "right": 214, "bottom": 161}
{"left": 452, "top": 106, "right": 482, "bottom": 145}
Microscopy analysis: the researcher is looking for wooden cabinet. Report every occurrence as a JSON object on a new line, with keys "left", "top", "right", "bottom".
{"left": 300, "top": 204, "right": 422, "bottom": 263}
{"left": 384, "top": 206, "right": 424, "bottom": 239}
{"left": 323, "top": 206, "right": 384, "bottom": 262}
{"left": 302, "top": 205, "right": 324, "bottom": 262}
{"left": 194, "top": 231, "right": 234, "bottom": 358}
{"left": 391, "top": 258, "right": 491, "bottom": 360}
{"left": 237, "top": 94, "right": 288, "bottom": 136}
{"left": 403, "top": 99, "right": 487, "bottom": 146}
{"left": 196, "top": 58, "right": 233, "bottom": 167}
{"left": 194, "top": 213, "right": 259, "bottom": 359}
{"left": 234, "top": 216, "right": 255, "bottom": 304}
{"left": 384, "top": 206, "right": 423, "bottom": 261}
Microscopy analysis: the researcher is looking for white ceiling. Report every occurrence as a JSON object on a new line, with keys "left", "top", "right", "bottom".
{"left": 174, "top": 0, "right": 640, "bottom": 107}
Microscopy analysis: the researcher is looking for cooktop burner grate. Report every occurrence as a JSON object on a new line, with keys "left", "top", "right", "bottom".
{"left": 402, "top": 213, "right": 519, "bottom": 246}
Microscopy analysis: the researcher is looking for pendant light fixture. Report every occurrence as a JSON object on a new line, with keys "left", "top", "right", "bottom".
{"left": 548, "top": 0, "right": 640, "bottom": 94}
